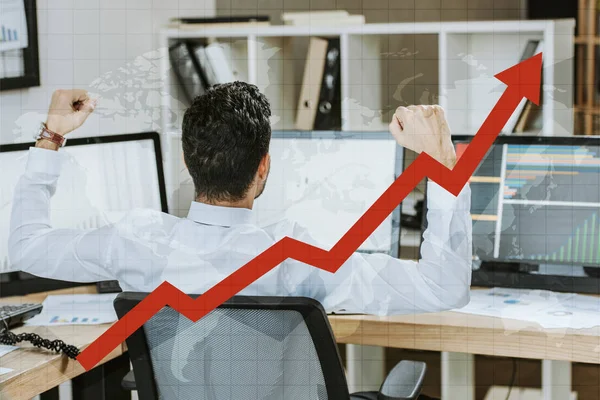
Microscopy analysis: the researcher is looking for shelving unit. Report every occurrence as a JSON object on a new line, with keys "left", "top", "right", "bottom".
{"left": 574, "top": 0, "right": 599, "bottom": 135}
{"left": 159, "top": 20, "right": 574, "bottom": 135}
{"left": 158, "top": 20, "right": 575, "bottom": 212}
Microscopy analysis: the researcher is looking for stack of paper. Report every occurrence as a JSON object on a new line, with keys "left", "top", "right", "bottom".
{"left": 282, "top": 11, "right": 365, "bottom": 26}
{"left": 0, "top": 344, "right": 19, "bottom": 376}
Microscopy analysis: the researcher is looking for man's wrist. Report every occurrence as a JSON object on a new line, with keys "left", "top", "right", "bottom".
{"left": 36, "top": 122, "right": 66, "bottom": 149}
{"left": 45, "top": 118, "right": 66, "bottom": 136}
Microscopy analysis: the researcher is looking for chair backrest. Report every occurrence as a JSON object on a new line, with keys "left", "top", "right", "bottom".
{"left": 114, "top": 293, "right": 350, "bottom": 400}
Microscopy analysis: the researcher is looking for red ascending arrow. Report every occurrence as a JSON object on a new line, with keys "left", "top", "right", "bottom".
{"left": 77, "top": 53, "right": 543, "bottom": 371}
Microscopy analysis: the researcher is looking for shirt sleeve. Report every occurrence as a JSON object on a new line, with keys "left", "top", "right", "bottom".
{"left": 8, "top": 147, "right": 117, "bottom": 282}
{"left": 284, "top": 181, "right": 473, "bottom": 315}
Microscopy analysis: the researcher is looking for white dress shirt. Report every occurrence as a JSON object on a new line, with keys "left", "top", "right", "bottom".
{"left": 9, "top": 147, "right": 473, "bottom": 315}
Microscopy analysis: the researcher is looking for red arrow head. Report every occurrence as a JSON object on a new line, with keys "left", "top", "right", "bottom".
{"left": 494, "top": 52, "right": 543, "bottom": 105}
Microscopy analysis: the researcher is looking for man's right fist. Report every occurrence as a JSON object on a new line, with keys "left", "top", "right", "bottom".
{"left": 46, "top": 89, "right": 97, "bottom": 136}
{"left": 389, "top": 105, "right": 457, "bottom": 169}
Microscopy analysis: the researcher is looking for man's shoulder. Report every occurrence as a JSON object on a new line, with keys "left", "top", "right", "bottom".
{"left": 261, "top": 217, "right": 311, "bottom": 242}
{"left": 113, "top": 208, "right": 180, "bottom": 235}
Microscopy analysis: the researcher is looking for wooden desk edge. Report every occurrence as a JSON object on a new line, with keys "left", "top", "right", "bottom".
{"left": 0, "top": 342, "right": 125, "bottom": 400}
{"left": 0, "top": 286, "right": 127, "bottom": 399}
{"left": 329, "top": 313, "right": 600, "bottom": 364}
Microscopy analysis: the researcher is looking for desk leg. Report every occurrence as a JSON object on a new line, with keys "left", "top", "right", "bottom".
{"left": 441, "top": 351, "right": 474, "bottom": 400}
{"left": 542, "top": 360, "right": 572, "bottom": 400}
{"left": 346, "top": 344, "right": 385, "bottom": 393}
{"left": 71, "top": 354, "right": 131, "bottom": 400}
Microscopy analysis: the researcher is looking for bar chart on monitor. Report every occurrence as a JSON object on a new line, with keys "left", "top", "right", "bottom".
{"left": 462, "top": 141, "right": 600, "bottom": 267}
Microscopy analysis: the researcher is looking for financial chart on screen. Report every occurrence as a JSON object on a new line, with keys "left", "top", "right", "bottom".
{"left": 456, "top": 137, "right": 600, "bottom": 267}
{"left": 252, "top": 131, "right": 403, "bottom": 255}
{"left": 0, "top": 133, "right": 166, "bottom": 272}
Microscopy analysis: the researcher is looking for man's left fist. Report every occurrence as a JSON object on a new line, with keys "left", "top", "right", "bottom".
{"left": 389, "top": 105, "right": 457, "bottom": 169}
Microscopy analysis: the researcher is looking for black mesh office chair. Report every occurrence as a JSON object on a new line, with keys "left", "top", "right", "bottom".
{"left": 115, "top": 293, "right": 427, "bottom": 400}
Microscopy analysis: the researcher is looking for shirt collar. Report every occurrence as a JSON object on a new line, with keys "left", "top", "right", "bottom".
{"left": 187, "top": 201, "right": 254, "bottom": 227}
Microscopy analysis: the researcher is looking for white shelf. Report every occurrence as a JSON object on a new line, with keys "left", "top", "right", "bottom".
{"left": 158, "top": 20, "right": 575, "bottom": 213}
{"left": 160, "top": 20, "right": 563, "bottom": 38}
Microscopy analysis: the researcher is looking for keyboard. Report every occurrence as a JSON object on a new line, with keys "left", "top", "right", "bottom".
{"left": 0, "top": 303, "right": 43, "bottom": 330}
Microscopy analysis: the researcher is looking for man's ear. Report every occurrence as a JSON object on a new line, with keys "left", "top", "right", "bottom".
{"left": 182, "top": 152, "right": 187, "bottom": 170}
{"left": 258, "top": 154, "right": 270, "bottom": 181}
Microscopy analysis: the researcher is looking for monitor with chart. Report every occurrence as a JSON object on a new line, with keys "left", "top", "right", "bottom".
{"left": 447, "top": 135, "right": 600, "bottom": 292}
{"left": 252, "top": 130, "right": 403, "bottom": 256}
{"left": 0, "top": 132, "right": 168, "bottom": 273}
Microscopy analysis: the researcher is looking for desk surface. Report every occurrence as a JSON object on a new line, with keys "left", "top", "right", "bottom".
{"left": 0, "top": 286, "right": 124, "bottom": 400}
{"left": 2, "top": 286, "right": 600, "bottom": 399}
{"left": 329, "top": 310, "right": 600, "bottom": 364}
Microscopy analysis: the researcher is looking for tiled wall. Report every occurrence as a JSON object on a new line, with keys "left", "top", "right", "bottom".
{"left": 217, "top": 0, "right": 524, "bottom": 24}
{"left": 0, "top": 0, "right": 216, "bottom": 144}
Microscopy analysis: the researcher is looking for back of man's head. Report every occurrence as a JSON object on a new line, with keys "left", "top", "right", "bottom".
{"left": 182, "top": 82, "right": 271, "bottom": 203}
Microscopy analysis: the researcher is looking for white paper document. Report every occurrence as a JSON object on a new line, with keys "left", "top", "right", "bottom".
{"left": 0, "top": 345, "right": 18, "bottom": 376}
{"left": 456, "top": 288, "right": 600, "bottom": 330}
{"left": 25, "top": 294, "right": 119, "bottom": 326}
{"left": 0, "top": 344, "right": 18, "bottom": 358}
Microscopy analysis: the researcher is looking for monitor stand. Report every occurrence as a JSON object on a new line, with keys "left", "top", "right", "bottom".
{"left": 472, "top": 261, "right": 600, "bottom": 295}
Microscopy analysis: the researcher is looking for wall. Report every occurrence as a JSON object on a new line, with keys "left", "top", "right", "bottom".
{"left": 0, "top": 0, "right": 216, "bottom": 145}
{"left": 217, "top": 0, "right": 525, "bottom": 24}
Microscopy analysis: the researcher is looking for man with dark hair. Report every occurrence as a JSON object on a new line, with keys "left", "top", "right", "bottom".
{"left": 9, "top": 83, "right": 472, "bottom": 315}
{"left": 182, "top": 82, "right": 272, "bottom": 205}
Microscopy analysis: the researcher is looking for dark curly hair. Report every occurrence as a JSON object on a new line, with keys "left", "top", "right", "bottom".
{"left": 182, "top": 82, "right": 271, "bottom": 202}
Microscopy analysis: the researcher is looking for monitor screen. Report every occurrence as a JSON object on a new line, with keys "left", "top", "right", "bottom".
{"left": 252, "top": 131, "right": 403, "bottom": 255}
{"left": 0, "top": 133, "right": 168, "bottom": 272}
{"left": 453, "top": 135, "right": 600, "bottom": 268}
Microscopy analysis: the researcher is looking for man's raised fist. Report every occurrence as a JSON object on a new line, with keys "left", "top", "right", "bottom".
{"left": 46, "top": 89, "right": 97, "bottom": 136}
{"left": 389, "top": 105, "right": 457, "bottom": 169}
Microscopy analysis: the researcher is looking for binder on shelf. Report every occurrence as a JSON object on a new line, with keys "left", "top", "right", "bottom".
{"left": 169, "top": 38, "right": 244, "bottom": 105}
{"left": 169, "top": 42, "right": 207, "bottom": 103}
{"left": 204, "top": 42, "right": 235, "bottom": 83}
{"left": 314, "top": 38, "right": 341, "bottom": 130}
{"left": 192, "top": 44, "right": 218, "bottom": 87}
{"left": 295, "top": 37, "right": 341, "bottom": 130}
{"left": 503, "top": 39, "right": 544, "bottom": 133}
{"left": 514, "top": 101, "right": 534, "bottom": 133}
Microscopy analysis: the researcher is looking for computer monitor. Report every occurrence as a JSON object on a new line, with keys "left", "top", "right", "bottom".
{"left": 0, "top": 132, "right": 168, "bottom": 275}
{"left": 441, "top": 135, "right": 600, "bottom": 293}
{"left": 252, "top": 131, "right": 403, "bottom": 256}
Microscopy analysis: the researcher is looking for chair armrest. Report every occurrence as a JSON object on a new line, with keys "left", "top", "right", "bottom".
{"left": 378, "top": 360, "right": 427, "bottom": 400}
{"left": 121, "top": 370, "right": 137, "bottom": 391}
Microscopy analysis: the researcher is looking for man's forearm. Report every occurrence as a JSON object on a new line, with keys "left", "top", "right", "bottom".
{"left": 8, "top": 147, "right": 116, "bottom": 282}
{"left": 417, "top": 181, "right": 473, "bottom": 310}
{"left": 8, "top": 147, "right": 62, "bottom": 271}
